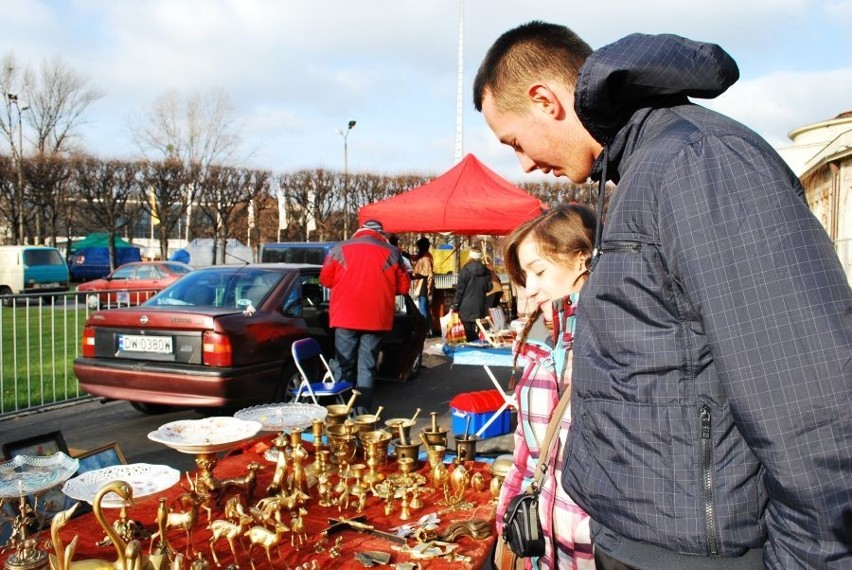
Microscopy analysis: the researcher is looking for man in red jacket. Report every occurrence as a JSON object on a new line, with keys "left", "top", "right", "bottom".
{"left": 320, "top": 220, "right": 411, "bottom": 414}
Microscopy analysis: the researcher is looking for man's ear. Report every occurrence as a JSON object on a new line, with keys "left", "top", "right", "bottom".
{"left": 527, "top": 84, "right": 566, "bottom": 120}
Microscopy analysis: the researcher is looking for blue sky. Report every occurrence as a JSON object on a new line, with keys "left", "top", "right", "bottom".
{"left": 3, "top": 0, "right": 850, "bottom": 183}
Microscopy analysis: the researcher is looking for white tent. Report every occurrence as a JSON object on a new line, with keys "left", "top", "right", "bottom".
{"left": 172, "top": 238, "right": 254, "bottom": 267}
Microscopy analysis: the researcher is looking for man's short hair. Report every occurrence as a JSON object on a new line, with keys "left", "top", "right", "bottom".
{"left": 473, "top": 20, "right": 592, "bottom": 113}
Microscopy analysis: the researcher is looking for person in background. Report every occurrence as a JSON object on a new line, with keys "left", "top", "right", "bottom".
{"left": 388, "top": 234, "right": 413, "bottom": 273}
{"left": 410, "top": 236, "right": 434, "bottom": 325}
{"left": 451, "top": 246, "right": 492, "bottom": 342}
{"left": 320, "top": 219, "right": 411, "bottom": 415}
{"left": 474, "top": 21, "right": 851, "bottom": 569}
{"left": 495, "top": 204, "right": 596, "bottom": 570}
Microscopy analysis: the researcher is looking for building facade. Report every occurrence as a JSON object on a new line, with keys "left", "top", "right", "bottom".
{"left": 777, "top": 111, "right": 852, "bottom": 284}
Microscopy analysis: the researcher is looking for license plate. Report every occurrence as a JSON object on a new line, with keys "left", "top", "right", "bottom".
{"left": 35, "top": 282, "right": 59, "bottom": 289}
{"left": 118, "top": 334, "right": 173, "bottom": 354}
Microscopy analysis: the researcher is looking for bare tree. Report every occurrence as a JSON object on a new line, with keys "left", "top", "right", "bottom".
{"left": 279, "top": 169, "right": 339, "bottom": 241}
{"left": 23, "top": 153, "right": 72, "bottom": 246}
{"left": 131, "top": 89, "right": 241, "bottom": 164}
{"left": 1, "top": 52, "right": 102, "bottom": 244}
{"left": 26, "top": 56, "right": 103, "bottom": 155}
{"left": 1, "top": 54, "right": 33, "bottom": 244}
{"left": 248, "top": 173, "right": 278, "bottom": 248}
{"left": 0, "top": 53, "right": 33, "bottom": 156}
{"left": 71, "top": 157, "right": 138, "bottom": 270}
{"left": 130, "top": 89, "right": 245, "bottom": 245}
{"left": 197, "top": 165, "right": 268, "bottom": 264}
{"left": 0, "top": 154, "right": 18, "bottom": 241}
{"left": 518, "top": 179, "right": 594, "bottom": 208}
{"left": 137, "top": 158, "right": 193, "bottom": 260}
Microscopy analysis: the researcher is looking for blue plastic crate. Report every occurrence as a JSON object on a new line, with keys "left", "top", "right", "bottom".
{"left": 451, "top": 407, "right": 511, "bottom": 439}
{"left": 450, "top": 389, "right": 511, "bottom": 439}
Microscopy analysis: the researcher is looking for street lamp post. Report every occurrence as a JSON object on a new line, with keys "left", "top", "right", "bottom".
{"left": 6, "top": 93, "right": 27, "bottom": 244}
{"left": 338, "top": 119, "right": 356, "bottom": 238}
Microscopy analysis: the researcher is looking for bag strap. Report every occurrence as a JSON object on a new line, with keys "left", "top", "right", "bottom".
{"left": 531, "top": 388, "right": 571, "bottom": 490}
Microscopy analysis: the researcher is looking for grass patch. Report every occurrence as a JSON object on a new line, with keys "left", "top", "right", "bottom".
{"left": 0, "top": 298, "right": 89, "bottom": 414}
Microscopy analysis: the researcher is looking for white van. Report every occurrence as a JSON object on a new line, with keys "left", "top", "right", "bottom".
{"left": 0, "top": 245, "right": 70, "bottom": 304}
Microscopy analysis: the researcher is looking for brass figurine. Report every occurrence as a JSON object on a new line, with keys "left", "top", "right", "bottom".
{"left": 208, "top": 512, "right": 252, "bottom": 567}
{"left": 218, "top": 463, "right": 263, "bottom": 505}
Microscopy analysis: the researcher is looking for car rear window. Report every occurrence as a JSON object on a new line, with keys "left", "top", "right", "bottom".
{"left": 147, "top": 268, "right": 286, "bottom": 308}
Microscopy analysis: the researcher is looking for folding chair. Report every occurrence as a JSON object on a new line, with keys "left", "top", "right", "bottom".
{"left": 290, "top": 338, "right": 353, "bottom": 405}
{"left": 476, "top": 308, "right": 515, "bottom": 347}
{"left": 488, "top": 307, "right": 510, "bottom": 332}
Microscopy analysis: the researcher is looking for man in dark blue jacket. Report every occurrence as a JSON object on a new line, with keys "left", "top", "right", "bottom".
{"left": 474, "top": 21, "right": 851, "bottom": 569}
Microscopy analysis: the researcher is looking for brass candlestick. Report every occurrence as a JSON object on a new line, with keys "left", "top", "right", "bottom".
{"left": 362, "top": 440, "right": 385, "bottom": 486}
{"left": 2, "top": 495, "right": 48, "bottom": 570}
{"left": 399, "top": 488, "right": 411, "bottom": 521}
{"left": 307, "top": 419, "right": 328, "bottom": 475}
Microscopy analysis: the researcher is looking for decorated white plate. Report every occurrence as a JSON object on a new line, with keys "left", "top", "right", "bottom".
{"left": 147, "top": 416, "right": 262, "bottom": 454}
{"left": 62, "top": 463, "right": 180, "bottom": 508}
{"left": 0, "top": 453, "right": 79, "bottom": 498}
{"left": 234, "top": 402, "right": 327, "bottom": 432}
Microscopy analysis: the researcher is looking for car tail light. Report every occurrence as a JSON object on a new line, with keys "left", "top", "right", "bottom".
{"left": 82, "top": 326, "right": 96, "bottom": 357}
{"left": 203, "top": 331, "right": 233, "bottom": 367}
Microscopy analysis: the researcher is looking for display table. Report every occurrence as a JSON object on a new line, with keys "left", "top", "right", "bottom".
{"left": 2, "top": 434, "right": 497, "bottom": 569}
{"left": 445, "top": 344, "right": 519, "bottom": 438}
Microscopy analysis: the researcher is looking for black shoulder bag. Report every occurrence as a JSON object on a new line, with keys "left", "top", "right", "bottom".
{"left": 502, "top": 389, "right": 571, "bottom": 558}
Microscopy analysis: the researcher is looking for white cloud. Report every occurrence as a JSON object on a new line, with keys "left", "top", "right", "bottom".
{"left": 706, "top": 68, "right": 852, "bottom": 148}
{"left": 2, "top": 0, "right": 848, "bottom": 182}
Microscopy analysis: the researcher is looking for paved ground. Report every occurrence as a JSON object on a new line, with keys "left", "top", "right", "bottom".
{"left": 0, "top": 338, "right": 516, "bottom": 472}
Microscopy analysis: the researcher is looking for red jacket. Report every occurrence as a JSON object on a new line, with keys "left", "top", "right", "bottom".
{"left": 319, "top": 229, "right": 411, "bottom": 331}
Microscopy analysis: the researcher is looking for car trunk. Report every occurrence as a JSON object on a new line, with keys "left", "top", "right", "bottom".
{"left": 87, "top": 307, "right": 236, "bottom": 364}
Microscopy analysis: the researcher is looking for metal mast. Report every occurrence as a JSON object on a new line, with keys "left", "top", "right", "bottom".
{"left": 453, "top": 0, "right": 465, "bottom": 164}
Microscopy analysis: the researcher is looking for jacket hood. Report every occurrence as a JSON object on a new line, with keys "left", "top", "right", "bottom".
{"left": 576, "top": 33, "right": 739, "bottom": 145}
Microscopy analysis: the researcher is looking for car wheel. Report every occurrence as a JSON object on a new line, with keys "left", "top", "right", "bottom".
{"left": 86, "top": 294, "right": 100, "bottom": 309}
{"left": 408, "top": 350, "right": 423, "bottom": 380}
{"left": 130, "top": 401, "right": 174, "bottom": 415}
{"left": 274, "top": 363, "right": 300, "bottom": 403}
{"left": 0, "top": 286, "right": 13, "bottom": 307}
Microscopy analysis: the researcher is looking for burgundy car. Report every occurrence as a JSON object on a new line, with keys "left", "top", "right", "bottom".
{"left": 73, "top": 263, "right": 426, "bottom": 413}
{"left": 76, "top": 261, "right": 194, "bottom": 308}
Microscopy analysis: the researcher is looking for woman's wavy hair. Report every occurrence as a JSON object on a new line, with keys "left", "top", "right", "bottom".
{"left": 502, "top": 202, "right": 596, "bottom": 289}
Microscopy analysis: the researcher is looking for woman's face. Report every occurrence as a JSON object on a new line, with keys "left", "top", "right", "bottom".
{"left": 517, "top": 235, "right": 585, "bottom": 310}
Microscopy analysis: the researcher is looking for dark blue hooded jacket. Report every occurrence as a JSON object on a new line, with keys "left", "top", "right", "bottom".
{"left": 562, "top": 33, "right": 852, "bottom": 568}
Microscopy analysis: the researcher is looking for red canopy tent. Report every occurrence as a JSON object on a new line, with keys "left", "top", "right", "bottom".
{"left": 358, "top": 153, "right": 544, "bottom": 235}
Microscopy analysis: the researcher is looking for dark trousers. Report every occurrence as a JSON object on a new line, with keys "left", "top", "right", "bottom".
{"left": 462, "top": 320, "right": 479, "bottom": 342}
{"left": 334, "top": 328, "right": 383, "bottom": 411}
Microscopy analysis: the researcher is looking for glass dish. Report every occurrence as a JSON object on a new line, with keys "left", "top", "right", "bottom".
{"left": 0, "top": 453, "right": 79, "bottom": 498}
{"left": 234, "top": 402, "right": 328, "bottom": 432}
